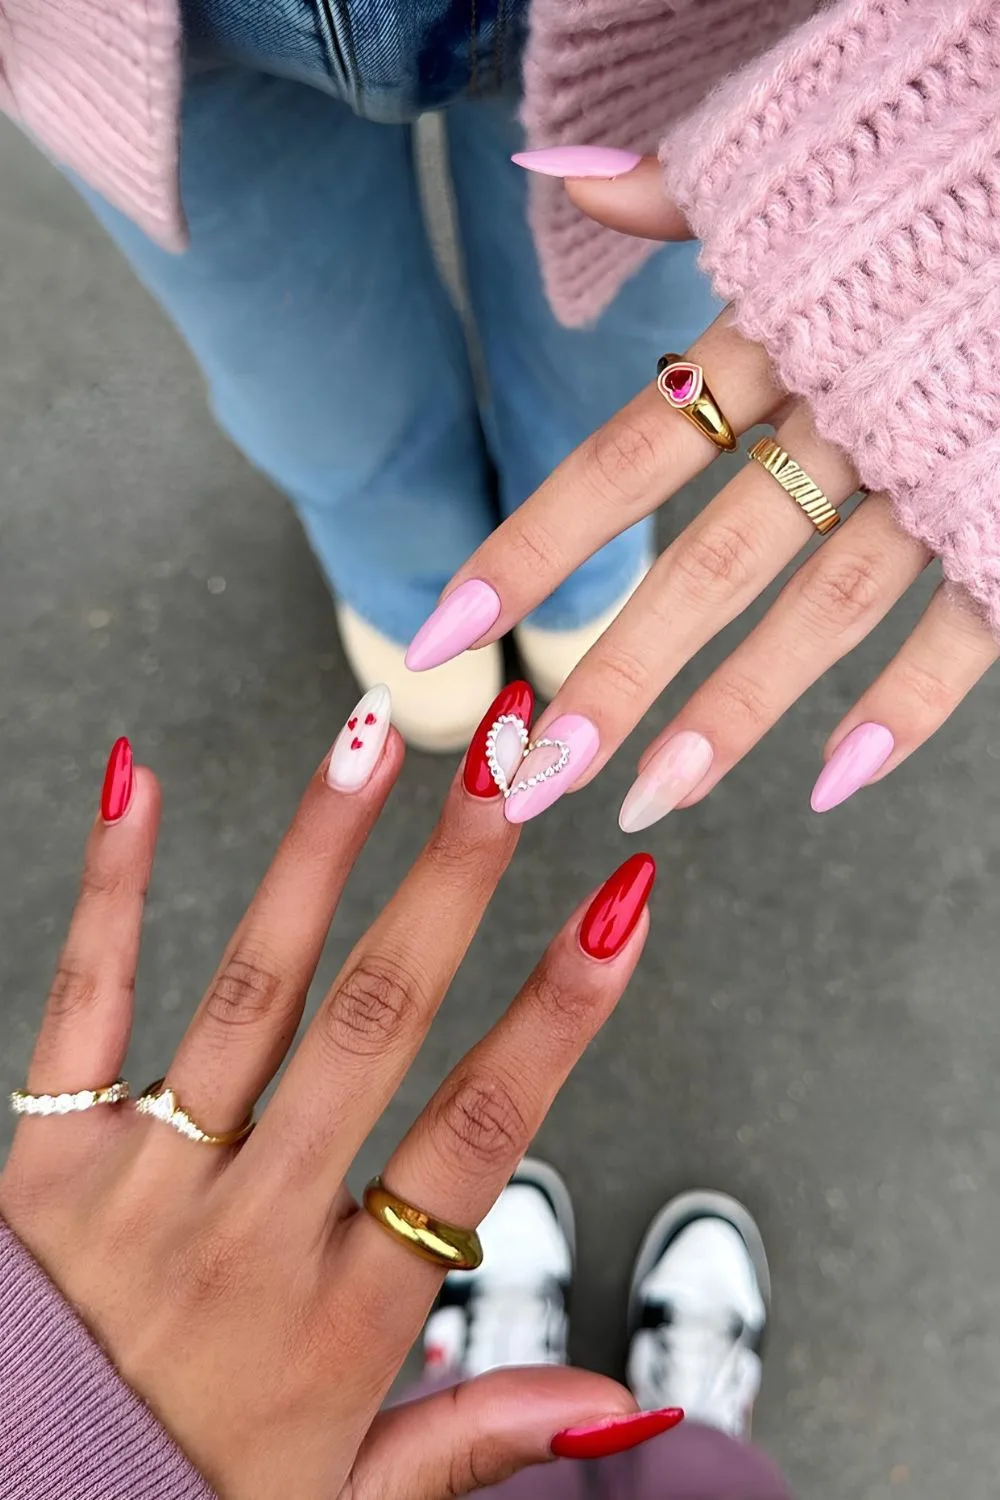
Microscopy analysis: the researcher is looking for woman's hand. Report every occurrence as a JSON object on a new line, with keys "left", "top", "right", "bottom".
{"left": 408, "top": 156, "right": 997, "bottom": 828}
{"left": 0, "top": 698, "right": 659, "bottom": 1499}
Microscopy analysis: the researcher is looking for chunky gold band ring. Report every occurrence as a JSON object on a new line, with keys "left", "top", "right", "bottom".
{"left": 363, "top": 1176, "right": 483, "bottom": 1271}
{"left": 749, "top": 436, "right": 842, "bottom": 536}
{"left": 10, "top": 1079, "right": 130, "bottom": 1116}
{"left": 656, "top": 354, "right": 737, "bottom": 453}
{"left": 135, "top": 1079, "right": 254, "bottom": 1147}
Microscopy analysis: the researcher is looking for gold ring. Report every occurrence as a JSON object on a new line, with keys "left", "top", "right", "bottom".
{"left": 656, "top": 354, "right": 737, "bottom": 453}
{"left": 749, "top": 436, "right": 842, "bottom": 535}
{"left": 10, "top": 1079, "right": 130, "bottom": 1116}
{"left": 135, "top": 1079, "right": 254, "bottom": 1147}
{"left": 363, "top": 1176, "right": 483, "bottom": 1271}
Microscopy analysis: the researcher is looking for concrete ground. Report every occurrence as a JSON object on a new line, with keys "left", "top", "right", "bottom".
{"left": 3, "top": 116, "right": 1000, "bottom": 1500}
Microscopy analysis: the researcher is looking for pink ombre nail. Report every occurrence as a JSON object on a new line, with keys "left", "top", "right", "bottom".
{"left": 504, "top": 714, "right": 599, "bottom": 825}
{"left": 810, "top": 722, "right": 895, "bottom": 813}
{"left": 512, "top": 146, "right": 643, "bottom": 180}
{"left": 619, "top": 731, "right": 714, "bottom": 833}
{"left": 405, "top": 580, "right": 501, "bottom": 672}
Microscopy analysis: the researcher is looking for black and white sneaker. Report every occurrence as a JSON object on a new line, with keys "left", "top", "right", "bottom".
{"left": 423, "top": 1159, "right": 574, "bottom": 1378}
{"left": 626, "top": 1192, "right": 771, "bottom": 1440}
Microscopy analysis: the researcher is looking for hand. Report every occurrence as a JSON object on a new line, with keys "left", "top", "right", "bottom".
{"left": 0, "top": 705, "right": 659, "bottom": 1499}
{"left": 408, "top": 155, "right": 997, "bottom": 827}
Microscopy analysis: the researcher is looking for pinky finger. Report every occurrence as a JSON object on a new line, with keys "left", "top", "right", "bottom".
{"left": 812, "top": 586, "right": 998, "bottom": 813}
{"left": 27, "top": 739, "right": 161, "bottom": 1093}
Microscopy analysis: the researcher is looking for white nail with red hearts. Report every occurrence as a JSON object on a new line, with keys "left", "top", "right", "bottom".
{"left": 326, "top": 684, "right": 392, "bottom": 793}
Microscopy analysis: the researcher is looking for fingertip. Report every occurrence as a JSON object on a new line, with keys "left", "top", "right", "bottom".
{"left": 563, "top": 157, "right": 691, "bottom": 241}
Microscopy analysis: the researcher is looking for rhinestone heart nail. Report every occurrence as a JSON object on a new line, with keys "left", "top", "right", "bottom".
{"left": 484, "top": 714, "right": 571, "bottom": 799}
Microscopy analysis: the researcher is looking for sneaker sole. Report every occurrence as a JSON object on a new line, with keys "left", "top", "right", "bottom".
{"left": 627, "top": 1190, "right": 771, "bottom": 1340}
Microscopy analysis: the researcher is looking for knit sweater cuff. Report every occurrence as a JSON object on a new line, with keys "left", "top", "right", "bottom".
{"left": 0, "top": 1217, "right": 213, "bottom": 1498}
{"left": 662, "top": 0, "right": 1000, "bottom": 635}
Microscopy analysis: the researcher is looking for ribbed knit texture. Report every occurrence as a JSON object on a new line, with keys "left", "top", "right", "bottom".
{"left": 663, "top": 0, "right": 1000, "bottom": 635}
{"left": 0, "top": 1217, "right": 213, "bottom": 1499}
{"left": 0, "top": 0, "right": 184, "bottom": 250}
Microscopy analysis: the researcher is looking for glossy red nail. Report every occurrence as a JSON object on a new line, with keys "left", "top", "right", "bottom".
{"left": 463, "top": 680, "right": 534, "bottom": 799}
{"left": 579, "top": 852, "right": 656, "bottom": 961}
{"left": 100, "top": 737, "right": 134, "bottom": 824}
{"left": 552, "top": 1407, "right": 683, "bottom": 1460}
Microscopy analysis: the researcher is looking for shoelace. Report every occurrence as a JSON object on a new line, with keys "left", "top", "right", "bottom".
{"left": 463, "top": 1277, "right": 568, "bottom": 1376}
{"left": 648, "top": 1304, "right": 760, "bottom": 1437}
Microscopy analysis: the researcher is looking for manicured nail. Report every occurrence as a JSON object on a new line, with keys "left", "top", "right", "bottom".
{"left": 618, "top": 731, "right": 714, "bottom": 833}
{"left": 100, "top": 737, "right": 134, "bottom": 824}
{"left": 405, "top": 581, "right": 501, "bottom": 672}
{"left": 464, "top": 680, "right": 535, "bottom": 799}
{"left": 552, "top": 1407, "right": 684, "bottom": 1460}
{"left": 326, "top": 685, "right": 392, "bottom": 793}
{"left": 504, "top": 714, "right": 599, "bottom": 825}
{"left": 512, "top": 146, "right": 643, "bottom": 180}
{"left": 810, "top": 722, "right": 894, "bottom": 813}
{"left": 580, "top": 853, "right": 656, "bottom": 961}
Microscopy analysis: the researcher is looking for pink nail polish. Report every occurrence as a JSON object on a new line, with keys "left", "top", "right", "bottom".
{"left": 405, "top": 580, "right": 501, "bottom": 672}
{"left": 512, "top": 146, "right": 643, "bottom": 180}
{"left": 504, "top": 714, "right": 599, "bottom": 825}
{"left": 619, "top": 731, "right": 714, "bottom": 833}
{"left": 810, "top": 722, "right": 895, "bottom": 813}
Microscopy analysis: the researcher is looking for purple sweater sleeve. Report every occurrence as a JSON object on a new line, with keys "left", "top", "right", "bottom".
{"left": 0, "top": 1217, "right": 213, "bottom": 1499}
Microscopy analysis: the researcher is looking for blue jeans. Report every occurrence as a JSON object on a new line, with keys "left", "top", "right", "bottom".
{"left": 84, "top": 2, "right": 719, "bottom": 642}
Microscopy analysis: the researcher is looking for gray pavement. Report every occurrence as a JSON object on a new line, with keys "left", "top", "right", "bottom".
{"left": 3, "top": 117, "right": 1000, "bottom": 1499}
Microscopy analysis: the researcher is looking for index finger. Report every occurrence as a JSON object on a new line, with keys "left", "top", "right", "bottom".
{"left": 404, "top": 313, "right": 783, "bottom": 673}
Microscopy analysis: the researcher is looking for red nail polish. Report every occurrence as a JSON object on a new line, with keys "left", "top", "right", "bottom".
{"left": 463, "top": 680, "right": 535, "bottom": 799}
{"left": 552, "top": 1407, "right": 683, "bottom": 1460}
{"left": 100, "top": 737, "right": 134, "bottom": 824}
{"left": 579, "top": 852, "right": 656, "bottom": 961}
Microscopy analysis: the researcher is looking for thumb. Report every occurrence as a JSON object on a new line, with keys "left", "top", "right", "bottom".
{"left": 350, "top": 1367, "right": 683, "bottom": 1499}
{"left": 513, "top": 150, "right": 692, "bottom": 242}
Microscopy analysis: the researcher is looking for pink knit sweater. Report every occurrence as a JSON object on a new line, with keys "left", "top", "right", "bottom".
{"left": 4, "top": 0, "right": 1000, "bottom": 631}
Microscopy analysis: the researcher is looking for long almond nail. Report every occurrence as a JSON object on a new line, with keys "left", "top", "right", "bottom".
{"left": 810, "top": 722, "right": 894, "bottom": 813}
{"left": 512, "top": 146, "right": 643, "bottom": 180}
{"left": 504, "top": 714, "right": 599, "bottom": 825}
{"left": 580, "top": 853, "right": 656, "bottom": 961}
{"left": 405, "top": 580, "right": 501, "bottom": 672}
{"left": 100, "top": 737, "right": 134, "bottom": 824}
{"left": 552, "top": 1407, "right": 684, "bottom": 1460}
{"left": 326, "top": 685, "right": 391, "bottom": 792}
{"left": 619, "top": 731, "right": 713, "bottom": 833}
{"left": 464, "top": 680, "right": 535, "bottom": 799}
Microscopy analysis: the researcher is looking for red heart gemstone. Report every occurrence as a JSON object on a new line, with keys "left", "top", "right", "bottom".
{"left": 351, "top": 737, "right": 364, "bottom": 750}
{"left": 661, "top": 363, "right": 699, "bottom": 405}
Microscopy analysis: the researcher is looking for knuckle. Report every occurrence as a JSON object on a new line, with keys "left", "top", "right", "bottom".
{"left": 529, "top": 971, "right": 595, "bottom": 1046}
{"left": 434, "top": 1072, "right": 528, "bottom": 1171}
{"left": 168, "top": 1227, "right": 247, "bottom": 1314}
{"left": 585, "top": 413, "right": 663, "bottom": 502}
{"left": 321, "top": 956, "right": 417, "bottom": 1059}
{"left": 670, "top": 518, "right": 759, "bottom": 605}
{"left": 507, "top": 521, "right": 565, "bottom": 583}
{"left": 708, "top": 669, "right": 772, "bottom": 734}
{"left": 591, "top": 639, "right": 655, "bottom": 709}
{"left": 203, "top": 950, "right": 286, "bottom": 1031}
{"left": 422, "top": 816, "right": 502, "bottom": 888}
{"left": 893, "top": 658, "right": 956, "bottom": 722}
{"left": 46, "top": 962, "right": 114, "bottom": 1023}
{"left": 79, "top": 863, "right": 148, "bottom": 905}
{"left": 796, "top": 552, "right": 883, "bottom": 635}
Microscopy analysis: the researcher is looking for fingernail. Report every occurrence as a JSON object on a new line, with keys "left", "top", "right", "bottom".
{"left": 464, "top": 680, "right": 535, "bottom": 799}
{"left": 512, "top": 146, "right": 643, "bottom": 180}
{"left": 618, "top": 731, "right": 714, "bottom": 833}
{"left": 552, "top": 1407, "right": 684, "bottom": 1460}
{"left": 504, "top": 714, "right": 599, "bottom": 825}
{"left": 326, "top": 685, "right": 392, "bottom": 793}
{"left": 810, "top": 722, "right": 894, "bottom": 813}
{"left": 580, "top": 853, "right": 656, "bottom": 961}
{"left": 100, "top": 737, "right": 134, "bottom": 824}
{"left": 405, "top": 581, "right": 501, "bottom": 672}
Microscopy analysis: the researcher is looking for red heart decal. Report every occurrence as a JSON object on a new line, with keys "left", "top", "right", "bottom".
{"left": 659, "top": 361, "right": 702, "bottom": 406}
{"left": 364, "top": 712, "right": 377, "bottom": 725}
{"left": 351, "top": 737, "right": 364, "bottom": 750}
{"left": 348, "top": 717, "right": 358, "bottom": 730}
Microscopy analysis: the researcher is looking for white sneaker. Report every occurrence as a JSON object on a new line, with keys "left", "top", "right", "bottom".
{"left": 336, "top": 602, "right": 502, "bottom": 754}
{"left": 514, "top": 559, "right": 651, "bottom": 702}
{"left": 423, "top": 1159, "right": 574, "bottom": 1378}
{"left": 627, "top": 1192, "right": 770, "bottom": 1440}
